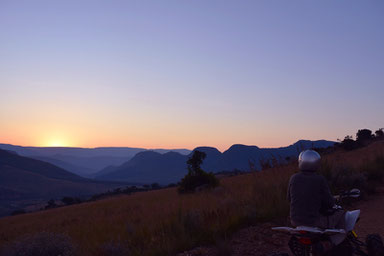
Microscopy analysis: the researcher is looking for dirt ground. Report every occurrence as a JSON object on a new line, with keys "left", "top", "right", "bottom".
{"left": 354, "top": 188, "right": 384, "bottom": 239}
{"left": 178, "top": 190, "right": 384, "bottom": 256}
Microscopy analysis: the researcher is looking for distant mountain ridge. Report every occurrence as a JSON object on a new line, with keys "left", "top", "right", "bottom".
{"left": 0, "top": 149, "right": 124, "bottom": 216}
{"left": 0, "top": 144, "right": 191, "bottom": 177}
{"left": 96, "top": 140, "right": 335, "bottom": 184}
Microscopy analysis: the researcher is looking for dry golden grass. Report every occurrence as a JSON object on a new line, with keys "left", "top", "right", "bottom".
{"left": 323, "top": 140, "right": 384, "bottom": 168}
{"left": 1, "top": 141, "right": 383, "bottom": 255}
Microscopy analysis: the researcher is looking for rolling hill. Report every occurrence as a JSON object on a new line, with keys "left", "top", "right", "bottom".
{"left": 0, "top": 149, "right": 125, "bottom": 216}
{"left": 0, "top": 144, "right": 191, "bottom": 177}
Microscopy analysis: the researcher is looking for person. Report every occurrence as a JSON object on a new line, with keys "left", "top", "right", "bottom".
{"left": 287, "top": 150, "right": 346, "bottom": 248}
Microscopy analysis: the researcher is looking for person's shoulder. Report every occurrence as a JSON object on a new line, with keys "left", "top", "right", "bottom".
{"left": 289, "top": 171, "right": 301, "bottom": 181}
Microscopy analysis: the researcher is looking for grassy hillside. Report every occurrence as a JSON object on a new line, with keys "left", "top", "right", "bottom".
{"left": 0, "top": 141, "right": 383, "bottom": 256}
{"left": 0, "top": 149, "right": 85, "bottom": 182}
{"left": 0, "top": 149, "right": 126, "bottom": 216}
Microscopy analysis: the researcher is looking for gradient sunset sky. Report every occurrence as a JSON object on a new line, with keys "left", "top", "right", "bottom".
{"left": 1, "top": 0, "right": 383, "bottom": 151}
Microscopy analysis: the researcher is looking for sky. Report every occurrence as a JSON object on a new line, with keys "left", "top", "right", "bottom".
{"left": 1, "top": 0, "right": 383, "bottom": 151}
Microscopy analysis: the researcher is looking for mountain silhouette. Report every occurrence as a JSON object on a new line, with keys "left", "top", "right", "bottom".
{"left": 0, "top": 149, "right": 125, "bottom": 216}
{"left": 96, "top": 140, "right": 335, "bottom": 184}
{"left": 96, "top": 151, "right": 187, "bottom": 185}
{"left": 0, "top": 144, "right": 191, "bottom": 177}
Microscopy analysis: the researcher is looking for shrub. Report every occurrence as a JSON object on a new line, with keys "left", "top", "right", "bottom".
{"left": 11, "top": 210, "right": 26, "bottom": 216}
{"left": 339, "top": 136, "right": 358, "bottom": 151}
{"left": 151, "top": 183, "right": 161, "bottom": 190}
{"left": 375, "top": 128, "right": 384, "bottom": 138}
{"left": 45, "top": 199, "right": 57, "bottom": 209}
{"left": 113, "top": 188, "right": 122, "bottom": 194}
{"left": 1, "top": 232, "right": 76, "bottom": 256}
{"left": 178, "top": 171, "right": 219, "bottom": 193}
{"left": 178, "top": 151, "right": 219, "bottom": 193}
{"left": 61, "top": 197, "right": 82, "bottom": 205}
{"left": 357, "top": 129, "right": 373, "bottom": 142}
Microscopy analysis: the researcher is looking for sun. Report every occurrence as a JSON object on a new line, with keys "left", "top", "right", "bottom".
{"left": 43, "top": 138, "right": 71, "bottom": 147}
{"left": 39, "top": 133, "right": 74, "bottom": 147}
{"left": 48, "top": 141, "right": 66, "bottom": 147}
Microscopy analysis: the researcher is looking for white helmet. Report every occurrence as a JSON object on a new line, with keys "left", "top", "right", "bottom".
{"left": 298, "top": 150, "right": 321, "bottom": 172}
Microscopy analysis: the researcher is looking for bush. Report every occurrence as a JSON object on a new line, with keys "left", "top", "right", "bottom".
{"left": 61, "top": 197, "right": 82, "bottom": 205}
{"left": 178, "top": 151, "right": 219, "bottom": 193}
{"left": 339, "top": 136, "right": 359, "bottom": 151}
{"left": 375, "top": 128, "right": 384, "bottom": 138}
{"left": 45, "top": 199, "right": 57, "bottom": 209}
{"left": 337, "top": 128, "right": 384, "bottom": 151}
{"left": 357, "top": 129, "right": 373, "bottom": 142}
{"left": 1, "top": 232, "right": 76, "bottom": 256}
{"left": 11, "top": 210, "right": 26, "bottom": 216}
{"left": 178, "top": 171, "right": 219, "bottom": 193}
{"left": 151, "top": 183, "right": 161, "bottom": 189}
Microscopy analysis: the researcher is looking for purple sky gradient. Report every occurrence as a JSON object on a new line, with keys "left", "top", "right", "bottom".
{"left": 1, "top": 0, "right": 383, "bottom": 150}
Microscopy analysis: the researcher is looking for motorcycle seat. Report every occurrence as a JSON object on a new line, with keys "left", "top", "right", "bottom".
{"left": 272, "top": 226, "right": 346, "bottom": 235}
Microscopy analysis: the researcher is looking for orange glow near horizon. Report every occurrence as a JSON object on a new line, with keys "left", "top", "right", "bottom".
{"left": 42, "top": 139, "right": 71, "bottom": 148}
{"left": 0, "top": 87, "right": 368, "bottom": 152}
{"left": 1, "top": 127, "right": 333, "bottom": 152}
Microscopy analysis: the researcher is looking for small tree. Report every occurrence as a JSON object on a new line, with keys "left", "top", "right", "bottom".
{"left": 61, "top": 197, "right": 75, "bottom": 205}
{"left": 339, "top": 135, "right": 358, "bottom": 151}
{"left": 11, "top": 209, "right": 26, "bottom": 216}
{"left": 45, "top": 199, "right": 57, "bottom": 209}
{"left": 375, "top": 128, "right": 384, "bottom": 138}
{"left": 151, "top": 183, "right": 161, "bottom": 189}
{"left": 187, "top": 150, "right": 207, "bottom": 175}
{"left": 178, "top": 151, "right": 219, "bottom": 193}
{"left": 113, "top": 188, "right": 122, "bottom": 194}
{"left": 356, "top": 129, "right": 373, "bottom": 142}
{"left": 61, "top": 197, "right": 81, "bottom": 205}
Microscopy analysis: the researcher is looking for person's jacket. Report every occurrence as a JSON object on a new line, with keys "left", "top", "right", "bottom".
{"left": 287, "top": 170, "right": 335, "bottom": 226}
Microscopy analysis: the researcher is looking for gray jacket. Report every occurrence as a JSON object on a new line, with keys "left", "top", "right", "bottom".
{"left": 287, "top": 170, "right": 335, "bottom": 226}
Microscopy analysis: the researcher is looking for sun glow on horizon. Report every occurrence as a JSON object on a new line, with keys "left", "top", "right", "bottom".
{"left": 43, "top": 140, "right": 69, "bottom": 147}
{"left": 39, "top": 134, "right": 75, "bottom": 148}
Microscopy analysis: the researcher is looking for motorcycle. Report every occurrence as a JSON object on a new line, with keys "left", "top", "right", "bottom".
{"left": 271, "top": 189, "right": 384, "bottom": 256}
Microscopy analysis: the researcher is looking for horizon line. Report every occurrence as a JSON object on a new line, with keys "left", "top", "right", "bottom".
{"left": 0, "top": 139, "right": 335, "bottom": 153}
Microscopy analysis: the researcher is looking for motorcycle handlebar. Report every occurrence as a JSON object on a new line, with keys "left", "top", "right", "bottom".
{"left": 335, "top": 188, "right": 361, "bottom": 202}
